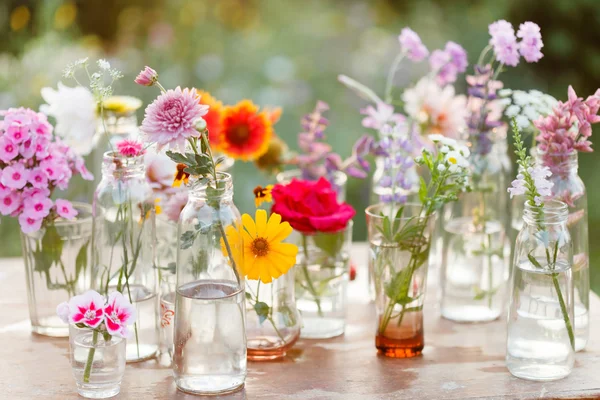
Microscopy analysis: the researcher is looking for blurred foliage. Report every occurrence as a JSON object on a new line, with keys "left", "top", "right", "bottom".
{"left": 1, "top": 0, "right": 599, "bottom": 293}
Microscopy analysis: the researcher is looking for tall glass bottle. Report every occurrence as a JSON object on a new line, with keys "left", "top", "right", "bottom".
{"left": 440, "top": 133, "right": 511, "bottom": 322}
{"left": 173, "top": 173, "right": 246, "bottom": 395}
{"left": 93, "top": 152, "right": 159, "bottom": 362}
{"left": 507, "top": 200, "right": 574, "bottom": 381}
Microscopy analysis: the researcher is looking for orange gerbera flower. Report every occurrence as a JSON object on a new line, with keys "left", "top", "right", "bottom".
{"left": 218, "top": 100, "right": 273, "bottom": 161}
{"left": 197, "top": 90, "right": 224, "bottom": 150}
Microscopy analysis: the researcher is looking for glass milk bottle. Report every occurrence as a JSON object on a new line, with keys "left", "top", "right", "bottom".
{"left": 506, "top": 200, "right": 574, "bottom": 381}
{"left": 172, "top": 173, "right": 246, "bottom": 395}
{"left": 93, "top": 152, "right": 159, "bottom": 362}
{"left": 535, "top": 149, "right": 589, "bottom": 351}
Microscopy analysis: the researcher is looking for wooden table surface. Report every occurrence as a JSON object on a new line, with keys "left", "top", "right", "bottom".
{"left": 1, "top": 243, "right": 599, "bottom": 400}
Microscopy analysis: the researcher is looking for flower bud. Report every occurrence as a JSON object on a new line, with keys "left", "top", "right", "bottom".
{"left": 195, "top": 117, "right": 207, "bottom": 132}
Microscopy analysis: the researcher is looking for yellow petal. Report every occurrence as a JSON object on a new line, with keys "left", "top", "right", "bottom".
{"left": 255, "top": 209, "right": 267, "bottom": 236}
{"left": 265, "top": 213, "right": 281, "bottom": 239}
{"left": 242, "top": 213, "right": 256, "bottom": 238}
{"left": 268, "top": 221, "right": 293, "bottom": 244}
{"left": 271, "top": 242, "right": 299, "bottom": 257}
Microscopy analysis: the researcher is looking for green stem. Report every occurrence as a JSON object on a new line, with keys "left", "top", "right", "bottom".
{"left": 384, "top": 52, "right": 406, "bottom": 104}
{"left": 83, "top": 330, "right": 98, "bottom": 383}
{"left": 551, "top": 272, "right": 575, "bottom": 350}
{"left": 301, "top": 235, "right": 323, "bottom": 317}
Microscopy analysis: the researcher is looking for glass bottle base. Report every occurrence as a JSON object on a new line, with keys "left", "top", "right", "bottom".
{"left": 441, "top": 305, "right": 501, "bottom": 323}
{"left": 507, "top": 363, "right": 571, "bottom": 381}
{"left": 126, "top": 344, "right": 158, "bottom": 363}
{"left": 76, "top": 382, "right": 121, "bottom": 399}
{"left": 31, "top": 323, "right": 68, "bottom": 338}
{"left": 376, "top": 332, "right": 424, "bottom": 358}
{"left": 247, "top": 333, "right": 300, "bottom": 361}
{"left": 175, "top": 377, "right": 245, "bottom": 395}
{"left": 299, "top": 317, "right": 344, "bottom": 339}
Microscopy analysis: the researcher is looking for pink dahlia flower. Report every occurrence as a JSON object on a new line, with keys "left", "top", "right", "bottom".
{"left": 68, "top": 290, "right": 106, "bottom": 329}
{"left": 103, "top": 291, "right": 136, "bottom": 338}
{"left": 116, "top": 139, "right": 145, "bottom": 157}
{"left": 141, "top": 87, "right": 209, "bottom": 150}
{"left": 134, "top": 66, "right": 158, "bottom": 87}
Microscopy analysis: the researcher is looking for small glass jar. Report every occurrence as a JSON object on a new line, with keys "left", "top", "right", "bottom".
{"left": 21, "top": 203, "right": 94, "bottom": 337}
{"left": 366, "top": 203, "right": 434, "bottom": 358}
{"left": 99, "top": 111, "right": 140, "bottom": 150}
{"left": 246, "top": 268, "right": 301, "bottom": 360}
{"left": 295, "top": 222, "right": 352, "bottom": 339}
{"left": 276, "top": 169, "right": 348, "bottom": 201}
{"left": 535, "top": 149, "right": 589, "bottom": 351}
{"left": 173, "top": 173, "right": 246, "bottom": 395}
{"left": 507, "top": 200, "right": 574, "bottom": 381}
{"left": 69, "top": 325, "right": 126, "bottom": 399}
{"left": 92, "top": 152, "right": 159, "bottom": 362}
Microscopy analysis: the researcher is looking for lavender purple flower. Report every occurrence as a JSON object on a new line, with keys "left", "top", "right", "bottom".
{"left": 429, "top": 41, "right": 468, "bottom": 86}
{"left": 375, "top": 124, "right": 415, "bottom": 204}
{"left": 398, "top": 28, "right": 429, "bottom": 62}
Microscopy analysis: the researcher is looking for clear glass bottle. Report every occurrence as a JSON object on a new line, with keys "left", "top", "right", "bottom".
{"left": 535, "top": 149, "right": 589, "bottom": 351}
{"left": 507, "top": 200, "right": 574, "bottom": 381}
{"left": 246, "top": 268, "right": 301, "bottom": 360}
{"left": 295, "top": 222, "right": 352, "bottom": 339}
{"left": 69, "top": 325, "right": 126, "bottom": 399}
{"left": 21, "top": 203, "right": 94, "bottom": 337}
{"left": 173, "top": 173, "right": 246, "bottom": 395}
{"left": 92, "top": 152, "right": 159, "bottom": 362}
{"left": 366, "top": 203, "right": 434, "bottom": 358}
{"left": 440, "top": 133, "right": 511, "bottom": 322}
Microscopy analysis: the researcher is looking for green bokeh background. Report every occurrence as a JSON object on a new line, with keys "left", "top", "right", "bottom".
{"left": 0, "top": 0, "right": 599, "bottom": 291}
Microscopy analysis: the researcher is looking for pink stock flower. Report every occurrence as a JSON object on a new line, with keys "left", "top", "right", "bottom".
{"left": 68, "top": 290, "right": 106, "bottom": 329}
{"left": 489, "top": 20, "right": 520, "bottom": 67}
{"left": 517, "top": 22, "right": 543, "bottom": 63}
{"left": 56, "top": 302, "right": 70, "bottom": 323}
{"left": 23, "top": 194, "right": 53, "bottom": 219}
{"left": 116, "top": 139, "right": 145, "bottom": 157}
{"left": 134, "top": 66, "right": 158, "bottom": 87}
{"left": 28, "top": 168, "right": 48, "bottom": 188}
{"left": 18, "top": 213, "right": 43, "bottom": 234}
{"left": 55, "top": 199, "right": 78, "bottom": 219}
{"left": 398, "top": 28, "right": 429, "bottom": 62}
{"left": 103, "top": 291, "right": 136, "bottom": 338}
{"left": 360, "top": 102, "right": 406, "bottom": 130}
{"left": 0, "top": 192, "right": 21, "bottom": 215}
{"left": 0, "top": 136, "right": 19, "bottom": 162}
{"left": 141, "top": 87, "right": 209, "bottom": 150}
{"left": 1, "top": 163, "right": 29, "bottom": 189}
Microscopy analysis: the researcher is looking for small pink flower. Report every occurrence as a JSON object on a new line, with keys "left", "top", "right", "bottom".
{"left": 18, "top": 213, "right": 43, "bottom": 234}
{"left": 134, "top": 66, "right": 158, "bottom": 86}
{"left": 24, "top": 194, "right": 53, "bottom": 219}
{"left": 68, "top": 290, "right": 106, "bottom": 329}
{"left": 1, "top": 163, "right": 29, "bottom": 189}
{"left": 56, "top": 302, "right": 70, "bottom": 323}
{"left": 5, "top": 121, "right": 30, "bottom": 144}
{"left": 38, "top": 159, "right": 59, "bottom": 181}
{"left": 19, "top": 137, "right": 36, "bottom": 159}
{"left": 489, "top": 20, "right": 520, "bottom": 67}
{"left": 22, "top": 186, "right": 50, "bottom": 199}
{"left": 517, "top": 22, "right": 543, "bottom": 63}
{"left": 28, "top": 167, "right": 48, "bottom": 189}
{"left": 55, "top": 199, "right": 78, "bottom": 219}
{"left": 398, "top": 27, "right": 429, "bottom": 62}
{"left": 0, "top": 192, "right": 21, "bottom": 216}
{"left": 360, "top": 102, "right": 406, "bottom": 130}
{"left": 0, "top": 136, "right": 19, "bottom": 163}
{"left": 74, "top": 157, "right": 94, "bottom": 181}
{"left": 116, "top": 139, "right": 145, "bottom": 157}
{"left": 103, "top": 291, "right": 136, "bottom": 338}
{"left": 34, "top": 137, "right": 49, "bottom": 159}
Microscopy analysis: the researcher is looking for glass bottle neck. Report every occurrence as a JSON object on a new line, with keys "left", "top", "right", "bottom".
{"left": 101, "top": 152, "right": 145, "bottom": 179}
{"left": 522, "top": 199, "right": 568, "bottom": 227}
{"left": 188, "top": 173, "right": 234, "bottom": 202}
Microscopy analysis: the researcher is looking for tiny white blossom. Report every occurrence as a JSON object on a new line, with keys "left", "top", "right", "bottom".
{"left": 498, "top": 88, "right": 513, "bottom": 97}
{"left": 428, "top": 134, "right": 445, "bottom": 142}
{"left": 437, "top": 164, "right": 446, "bottom": 172}
{"left": 515, "top": 115, "right": 530, "bottom": 129}
{"left": 440, "top": 145, "right": 450, "bottom": 153}
{"left": 98, "top": 59, "right": 111, "bottom": 70}
{"left": 505, "top": 104, "right": 521, "bottom": 117}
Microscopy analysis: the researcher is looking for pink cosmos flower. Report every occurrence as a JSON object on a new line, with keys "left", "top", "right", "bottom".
{"left": 18, "top": 213, "right": 43, "bottom": 234}
{"left": 28, "top": 168, "right": 48, "bottom": 189}
{"left": 141, "top": 87, "right": 209, "bottom": 150}
{"left": 360, "top": 102, "right": 406, "bottom": 130}
{"left": 55, "top": 199, "right": 78, "bottom": 219}
{"left": 0, "top": 192, "right": 21, "bottom": 216}
{"left": 23, "top": 194, "right": 53, "bottom": 219}
{"left": 0, "top": 136, "right": 19, "bottom": 163}
{"left": 56, "top": 302, "right": 70, "bottom": 323}
{"left": 1, "top": 163, "right": 29, "bottom": 189}
{"left": 398, "top": 28, "right": 429, "bottom": 62}
{"left": 103, "top": 291, "right": 136, "bottom": 338}
{"left": 134, "top": 66, "right": 158, "bottom": 87}
{"left": 68, "top": 290, "right": 106, "bottom": 329}
{"left": 116, "top": 139, "right": 145, "bottom": 157}
{"left": 517, "top": 22, "right": 543, "bottom": 63}
{"left": 489, "top": 20, "right": 519, "bottom": 67}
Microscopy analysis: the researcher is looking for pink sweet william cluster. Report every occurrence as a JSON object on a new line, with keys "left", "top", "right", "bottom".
{"left": 0, "top": 107, "right": 93, "bottom": 233}
{"left": 56, "top": 290, "right": 136, "bottom": 338}
{"left": 535, "top": 86, "right": 600, "bottom": 155}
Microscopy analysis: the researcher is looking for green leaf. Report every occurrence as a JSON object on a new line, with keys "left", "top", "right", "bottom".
{"left": 418, "top": 177, "right": 427, "bottom": 204}
{"left": 214, "top": 156, "right": 227, "bottom": 167}
{"left": 245, "top": 292, "right": 253, "bottom": 300}
{"left": 75, "top": 240, "right": 89, "bottom": 279}
{"left": 166, "top": 151, "right": 190, "bottom": 165}
{"left": 391, "top": 206, "right": 405, "bottom": 236}
{"left": 41, "top": 223, "right": 63, "bottom": 262}
{"left": 102, "top": 331, "right": 112, "bottom": 342}
{"left": 313, "top": 231, "right": 345, "bottom": 258}
{"left": 384, "top": 268, "right": 413, "bottom": 304}
{"left": 166, "top": 262, "right": 176, "bottom": 274}
{"left": 180, "top": 230, "right": 197, "bottom": 250}
{"left": 253, "top": 301, "right": 270, "bottom": 324}
{"left": 32, "top": 247, "right": 53, "bottom": 274}
{"left": 279, "top": 304, "right": 297, "bottom": 327}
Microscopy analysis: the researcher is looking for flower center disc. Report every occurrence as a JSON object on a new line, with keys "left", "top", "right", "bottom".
{"left": 251, "top": 237, "right": 269, "bottom": 257}
{"left": 230, "top": 125, "right": 250, "bottom": 145}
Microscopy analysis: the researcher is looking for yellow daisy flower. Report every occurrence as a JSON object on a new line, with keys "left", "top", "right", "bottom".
{"left": 173, "top": 163, "right": 189, "bottom": 188}
{"left": 253, "top": 185, "right": 273, "bottom": 207}
{"left": 222, "top": 210, "right": 298, "bottom": 284}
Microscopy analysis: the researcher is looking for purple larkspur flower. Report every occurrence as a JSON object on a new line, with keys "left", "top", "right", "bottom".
{"left": 398, "top": 28, "right": 429, "bottom": 62}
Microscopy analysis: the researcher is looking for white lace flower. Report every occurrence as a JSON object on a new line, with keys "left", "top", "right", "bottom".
{"left": 505, "top": 104, "right": 521, "bottom": 117}
{"left": 97, "top": 59, "right": 110, "bottom": 70}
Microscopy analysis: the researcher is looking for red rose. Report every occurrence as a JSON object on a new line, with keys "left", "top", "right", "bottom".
{"left": 271, "top": 177, "right": 355, "bottom": 234}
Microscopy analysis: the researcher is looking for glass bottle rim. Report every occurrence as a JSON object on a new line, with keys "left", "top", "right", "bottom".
{"left": 523, "top": 199, "right": 568, "bottom": 224}
{"left": 102, "top": 151, "right": 144, "bottom": 165}
{"left": 187, "top": 171, "right": 233, "bottom": 193}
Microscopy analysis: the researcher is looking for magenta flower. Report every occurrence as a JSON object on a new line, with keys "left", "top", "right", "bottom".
{"left": 141, "top": 87, "right": 209, "bottom": 150}
{"left": 489, "top": 20, "right": 519, "bottom": 67}
{"left": 28, "top": 168, "right": 48, "bottom": 189}
{"left": 116, "top": 139, "right": 145, "bottom": 157}
{"left": 103, "top": 291, "right": 136, "bottom": 338}
{"left": 56, "top": 302, "right": 70, "bottom": 324}
{"left": 34, "top": 137, "right": 49, "bottom": 159}
{"left": 68, "top": 290, "right": 105, "bottom": 329}
{"left": 1, "top": 163, "right": 29, "bottom": 189}
{"left": 5, "top": 120, "right": 30, "bottom": 144}
{"left": 18, "top": 214, "right": 43, "bottom": 234}
{"left": 398, "top": 28, "right": 429, "bottom": 62}
{"left": 0, "top": 192, "right": 21, "bottom": 216}
{"left": 55, "top": 199, "right": 78, "bottom": 219}
{"left": 361, "top": 102, "right": 406, "bottom": 130}
{"left": 23, "top": 194, "right": 53, "bottom": 219}
{"left": 19, "top": 137, "right": 36, "bottom": 159}
{"left": 517, "top": 22, "right": 543, "bottom": 63}
{"left": 0, "top": 136, "right": 18, "bottom": 163}
{"left": 134, "top": 66, "right": 158, "bottom": 87}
